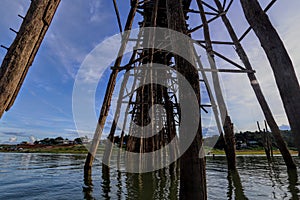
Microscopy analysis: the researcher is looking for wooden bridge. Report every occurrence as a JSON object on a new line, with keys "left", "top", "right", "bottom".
{"left": 0, "top": 0, "right": 300, "bottom": 199}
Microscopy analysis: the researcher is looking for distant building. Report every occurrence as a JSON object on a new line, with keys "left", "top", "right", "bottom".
{"left": 81, "top": 137, "right": 89, "bottom": 144}
{"left": 236, "top": 140, "right": 248, "bottom": 149}
{"left": 247, "top": 140, "right": 259, "bottom": 147}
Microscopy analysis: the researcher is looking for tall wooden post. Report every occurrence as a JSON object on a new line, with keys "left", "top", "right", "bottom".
{"left": 257, "top": 121, "right": 271, "bottom": 161}
{"left": 0, "top": 0, "right": 61, "bottom": 118}
{"left": 196, "top": 0, "right": 236, "bottom": 170}
{"left": 240, "top": 0, "right": 300, "bottom": 156}
{"left": 84, "top": 0, "right": 139, "bottom": 173}
{"left": 214, "top": 0, "right": 296, "bottom": 169}
{"left": 166, "top": 0, "right": 207, "bottom": 199}
{"left": 265, "top": 120, "right": 273, "bottom": 158}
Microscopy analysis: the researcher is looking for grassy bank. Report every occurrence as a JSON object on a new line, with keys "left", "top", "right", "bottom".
{"left": 1, "top": 144, "right": 298, "bottom": 156}
{"left": 0, "top": 144, "right": 89, "bottom": 154}
{"left": 210, "top": 149, "right": 298, "bottom": 156}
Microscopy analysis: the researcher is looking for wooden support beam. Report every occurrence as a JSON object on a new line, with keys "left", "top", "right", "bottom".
{"left": 196, "top": 40, "right": 234, "bottom": 45}
{"left": 217, "top": 69, "right": 255, "bottom": 73}
{"left": 0, "top": 0, "right": 61, "bottom": 118}
{"left": 196, "top": 0, "right": 236, "bottom": 170}
{"left": 224, "top": 0, "right": 233, "bottom": 12}
{"left": 193, "top": 46, "right": 224, "bottom": 146}
{"left": 241, "top": 0, "right": 300, "bottom": 157}
{"left": 84, "top": 0, "right": 139, "bottom": 173}
{"left": 265, "top": 120, "right": 273, "bottom": 158}
{"left": 104, "top": 28, "right": 144, "bottom": 166}
{"left": 188, "top": 9, "right": 201, "bottom": 14}
{"left": 0, "top": 45, "right": 9, "bottom": 50}
{"left": 166, "top": 0, "right": 206, "bottom": 199}
{"left": 17, "top": 14, "right": 25, "bottom": 19}
{"left": 102, "top": 68, "right": 131, "bottom": 168}
{"left": 257, "top": 121, "right": 271, "bottom": 161}
{"left": 222, "top": 0, "right": 227, "bottom": 10}
{"left": 238, "top": 0, "right": 277, "bottom": 42}
{"left": 111, "top": 48, "right": 163, "bottom": 71}
{"left": 201, "top": 1, "right": 218, "bottom": 13}
{"left": 9, "top": 28, "right": 18, "bottom": 34}
{"left": 188, "top": 14, "right": 220, "bottom": 33}
{"left": 196, "top": 42, "right": 246, "bottom": 70}
{"left": 214, "top": 0, "right": 296, "bottom": 169}
{"left": 112, "top": 0, "right": 123, "bottom": 33}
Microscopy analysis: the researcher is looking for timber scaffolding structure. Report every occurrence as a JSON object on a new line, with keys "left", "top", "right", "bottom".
{"left": 83, "top": 0, "right": 297, "bottom": 199}
{"left": 85, "top": 0, "right": 296, "bottom": 177}
{"left": 0, "top": 0, "right": 299, "bottom": 199}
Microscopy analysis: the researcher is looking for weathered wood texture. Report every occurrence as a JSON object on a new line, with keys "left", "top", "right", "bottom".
{"left": 214, "top": 0, "right": 296, "bottom": 169}
{"left": 84, "top": 0, "right": 139, "bottom": 172}
{"left": 240, "top": 0, "right": 300, "bottom": 155}
{"left": 257, "top": 121, "right": 272, "bottom": 161}
{"left": 222, "top": 116, "right": 236, "bottom": 170}
{"left": 166, "top": 0, "right": 207, "bottom": 199}
{"left": 197, "top": 0, "right": 236, "bottom": 170}
{"left": 227, "top": 169, "right": 249, "bottom": 200}
{"left": 0, "top": 0, "right": 61, "bottom": 118}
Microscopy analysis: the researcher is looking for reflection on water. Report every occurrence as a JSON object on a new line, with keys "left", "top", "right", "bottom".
{"left": 101, "top": 164, "right": 111, "bottom": 200}
{"left": 227, "top": 169, "right": 248, "bottom": 200}
{"left": 124, "top": 163, "right": 180, "bottom": 200}
{"left": 83, "top": 169, "right": 93, "bottom": 200}
{"left": 287, "top": 169, "right": 300, "bottom": 200}
{"left": 0, "top": 153, "right": 300, "bottom": 199}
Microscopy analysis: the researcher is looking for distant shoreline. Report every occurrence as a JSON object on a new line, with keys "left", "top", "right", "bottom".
{"left": 0, "top": 144, "right": 88, "bottom": 154}
{"left": 210, "top": 149, "right": 298, "bottom": 156}
{"left": 0, "top": 144, "right": 298, "bottom": 156}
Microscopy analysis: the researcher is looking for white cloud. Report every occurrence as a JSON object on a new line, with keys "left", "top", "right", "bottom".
{"left": 89, "top": 0, "right": 105, "bottom": 23}
{"left": 189, "top": 1, "right": 300, "bottom": 131}
{"left": 29, "top": 135, "right": 36, "bottom": 143}
{"left": 9, "top": 136, "right": 17, "bottom": 143}
{"left": 0, "top": 1, "right": 29, "bottom": 59}
{"left": 41, "top": 0, "right": 111, "bottom": 81}
{"left": 1, "top": 0, "right": 299, "bottom": 143}
{"left": 45, "top": 32, "right": 86, "bottom": 80}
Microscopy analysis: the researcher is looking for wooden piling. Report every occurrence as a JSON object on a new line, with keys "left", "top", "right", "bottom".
{"left": 0, "top": 0, "right": 60, "bottom": 118}
{"left": 166, "top": 0, "right": 207, "bottom": 199}
{"left": 240, "top": 0, "right": 300, "bottom": 157}
{"left": 84, "top": 0, "right": 139, "bottom": 173}
{"left": 258, "top": 121, "right": 271, "bottom": 161}
{"left": 214, "top": 0, "right": 296, "bottom": 169}
{"left": 196, "top": 0, "right": 236, "bottom": 170}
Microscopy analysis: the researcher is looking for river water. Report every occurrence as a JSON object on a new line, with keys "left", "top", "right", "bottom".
{"left": 0, "top": 153, "right": 299, "bottom": 199}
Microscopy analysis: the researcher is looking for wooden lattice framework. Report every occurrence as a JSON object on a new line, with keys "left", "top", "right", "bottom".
{"left": 0, "top": 0, "right": 299, "bottom": 199}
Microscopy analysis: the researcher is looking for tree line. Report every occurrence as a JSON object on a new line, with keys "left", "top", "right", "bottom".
{"left": 204, "top": 130, "right": 297, "bottom": 150}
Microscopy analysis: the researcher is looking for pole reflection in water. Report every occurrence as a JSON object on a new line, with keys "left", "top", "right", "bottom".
{"left": 168, "top": 162, "right": 180, "bottom": 200}
{"left": 102, "top": 164, "right": 111, "bottom": 199}
{"left": 83, "top": 169, "right": 94, "bottom": 200}
{"left": 267, "top": 160, "right": 285, "bottom": 199}
{"left": 80, "top": 156, "right": 299, "bottom": 199}
{"left": 287, "top": 169, "right": 300, "bottom": 200}
{"left": 227, "top": 169, "right": 248, "bottom": 200}
{"left": 116, "top": 170, "right": 122, "bottom": 200}
{"left": 124, "top": 165, "right": 179, "bottom": 200}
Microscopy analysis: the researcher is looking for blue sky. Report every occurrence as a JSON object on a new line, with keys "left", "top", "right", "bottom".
{"left": 0, "top": 0, "right": 299, "bottom": 144}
